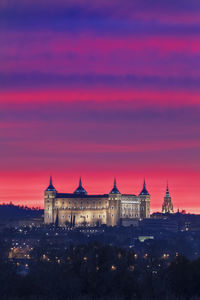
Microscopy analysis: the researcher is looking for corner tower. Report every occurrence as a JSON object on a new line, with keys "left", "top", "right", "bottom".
{"left": 44, "top": 176, "right": 57, "bottom": 224}
{"left": 162, "top": 183, "right": 174, "bottom": 213}
{"left": 139, "top": 180, "right": 150, "bottom": 218}
{"left": 108, "top": 179, "right": 121, "bottom": 226}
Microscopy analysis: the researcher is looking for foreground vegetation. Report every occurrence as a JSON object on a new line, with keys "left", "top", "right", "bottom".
{"left": 1, "top": 241, "right": 200, "bottom": 300}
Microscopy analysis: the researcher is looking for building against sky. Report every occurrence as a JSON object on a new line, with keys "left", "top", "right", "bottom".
{"left": 139, "top": 180, "right": 150, "bottom": 219}
{"left": 162, "top": 183, "right": 174, "bottom": 214}
{"left": 44, "top": 177, "right": 150, "bottom": 226}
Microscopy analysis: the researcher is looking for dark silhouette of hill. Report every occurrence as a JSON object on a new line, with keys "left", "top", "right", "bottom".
{"left": 0, "top": 203, "right": 43, "bottom": 222}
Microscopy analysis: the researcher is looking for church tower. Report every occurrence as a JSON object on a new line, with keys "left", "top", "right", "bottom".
{"left": 139, "top": 180, "right": 150, "bottom": 218}
{"left": 162, "top": 183, "right": 174, "bottom": 213}
{"left": 44, "top": 176, "right": 57, "bottom": 224}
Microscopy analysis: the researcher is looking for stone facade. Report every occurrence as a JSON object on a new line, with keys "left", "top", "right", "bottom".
{"left": 44, "top": 177, "right": 151, "bottom": 227}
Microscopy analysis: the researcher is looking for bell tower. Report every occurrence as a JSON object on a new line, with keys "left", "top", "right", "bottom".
{"left": 139, "top": 180, "right": 150, "bottom": 218}
{"left": 44, "top": 176, "right": 57, "bottom": 224}
{"left": 162, "top": 183, "right": 174, "bottom": 213}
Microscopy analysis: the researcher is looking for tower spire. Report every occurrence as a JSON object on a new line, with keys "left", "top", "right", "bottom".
{"left": 162, "top": 182, "right": 173, "bottom": 213}
{"left": 45, "top": 175, "right": 57, "bottom": 192}
{"left": 143, "top": 178, "right": 146, "bottom": 188}
{"left": 74, "top": 177, "right": 87, "bottom": 195}
{"left": 165, "top": 181, "right": 170, "bottom": 197}
{"left": 110, "top": 178, "right": 120, "bottom": 194}
{"left": 139, "top": 179, "right": 149, "bottom": 196}
{"left": 114, "top": 178, "right": 117, "bottom": 187}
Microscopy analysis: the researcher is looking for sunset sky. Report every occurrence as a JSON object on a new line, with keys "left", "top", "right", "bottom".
{"left": 0, "top": 0, "right": 200, "bottom": 212}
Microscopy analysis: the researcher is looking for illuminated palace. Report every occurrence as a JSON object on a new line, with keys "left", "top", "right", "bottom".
{"left": 44, "top": 177, "right": 150, "bottom": 227}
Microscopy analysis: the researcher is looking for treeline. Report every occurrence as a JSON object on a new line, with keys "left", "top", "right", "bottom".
{"left": 1, "top": 243, "right": 200, "bottom": 299}
{"left": 0, "top": 203, "right": 43, "bottom": 221}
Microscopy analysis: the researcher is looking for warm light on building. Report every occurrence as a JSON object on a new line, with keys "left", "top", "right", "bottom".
{"left": 44, "top": 177, "right": 151, "bottom": 227}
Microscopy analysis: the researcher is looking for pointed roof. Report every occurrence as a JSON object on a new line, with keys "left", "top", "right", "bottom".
{"left": 165, "top": 182, "right": 170, "bottom": 197}
{"left": 110, "top": 178, "right": 121, "bottom": 194}
{"left": 45, "top": 176, "right": 57, "bottom": 192}
{"left": 139, "top": 179, "right": 150, "bottom": 196}
{"left": 74, "top": 177, "right": 87, "bottom": 195}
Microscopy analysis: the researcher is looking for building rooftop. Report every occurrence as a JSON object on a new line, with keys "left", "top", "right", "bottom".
{"left": 45, "top": 176, "right": 57, "bottom": 192}
{"left": 56, "top": 193, "right": 109, "bottom": 199}
{"left": 110, "top": 178, "right": 121, "bottom": 194}
{"left": 74, "top": 178, "right": 87, "bottom": 195}
{"left": 139, "top": 179, "right": 150, "bottom": 196}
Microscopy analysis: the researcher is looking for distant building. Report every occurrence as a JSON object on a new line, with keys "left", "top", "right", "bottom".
{"left": 44, "top": 177, "right": 151, "bottom": 227}
{"left": 162, "top": 183, "right": 174, "bottom": 213}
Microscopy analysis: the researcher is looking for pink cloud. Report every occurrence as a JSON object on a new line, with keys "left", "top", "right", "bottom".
{"left": 1, "top": 32, "right": 199, "bottom": 77}
{"left": 0, "top": 89, "right": 199, "bottom": 107}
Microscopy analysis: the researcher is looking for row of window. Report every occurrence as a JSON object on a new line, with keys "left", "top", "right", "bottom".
{"left": 46, "top": 214, "right": 115, "bottom": 219}
{"left": 121, "top": 214, "right": 139, "bottom": 217}
{"left": 52, "top": 206, "right": 111, "bottom": 210}
{"left": 55, "top": 200, "right": 108, "bottom": 205}
{"left": 49, "top": 205, "right": 115, "bottom": 210}
{"left": 122, "top": 207, "right": 139, "bottom": 211}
